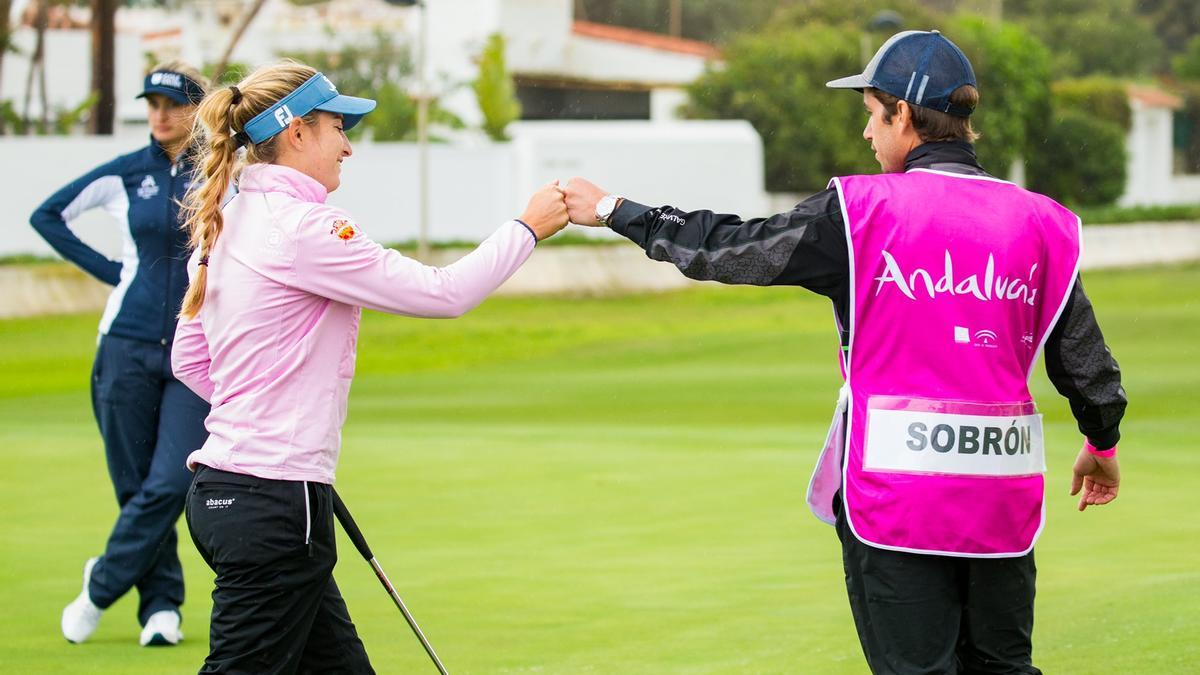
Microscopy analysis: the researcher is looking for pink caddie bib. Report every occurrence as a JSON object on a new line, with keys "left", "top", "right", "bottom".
{"left": 806, "top": 169, "right": 1081, "bottom": 557}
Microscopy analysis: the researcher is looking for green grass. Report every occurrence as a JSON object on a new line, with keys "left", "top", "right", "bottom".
{"left": 0, "top": 266, "right": 1197, "bottom": 674}
{"left": 1075, "top": 202, "right": 1200, "bottom": 225}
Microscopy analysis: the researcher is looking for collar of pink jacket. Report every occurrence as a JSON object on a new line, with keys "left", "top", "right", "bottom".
{"left": 239, "top": 163, "right": 328, "bottom": 204}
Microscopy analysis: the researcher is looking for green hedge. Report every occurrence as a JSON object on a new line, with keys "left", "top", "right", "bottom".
{"left": 1052, "top": 77, "right": 1133, "bottom": 131}
{"left": 1026, "top": 109, "right": 1127, "bottom": 207}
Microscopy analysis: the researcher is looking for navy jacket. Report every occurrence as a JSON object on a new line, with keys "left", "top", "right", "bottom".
{"left": 31, "top": 137, "right": 196, "bottom": 345}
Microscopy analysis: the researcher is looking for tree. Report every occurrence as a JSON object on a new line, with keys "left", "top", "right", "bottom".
{"left": 22, "top": 0, "right": 49, "bottom": 133}
{"left": 91, "top": 0, "right": 116, "bottom": 134}
{"left": 577, "top": 0, "right": 782, "bottom": 45}
{"left": 1137, "top": 0, "right": 1200, "bottom": 64}
{"left": 0, "top": 0, "right": 10, "bottom": 133}
{"left": 772, "top": 0, "right": 940, "bottom": 35}
{"left": 686, "top": 23, "right": 878, "bottom": 192}
{"left": 1051, "top": 77, "right": 1132, "bottom": 132}
{"left": 472, "top": 33, "right": 520, "bottom": 141}
{"left": 685, "top": 9, "right": 1053, "bottom": 191}
{"left": 948, "top": 15, "right": 1052, "bottom": 178}
{"left": 1003, "top": 0, "right": 1163, "bottom": 77}
{"left": 0, "top": 0, "right": 11, "bottom": 95}
{"left": 1174, "top": 35, "right": 1200, "bottom": 81}
{"left": 1026, "top": 110, "right": 1127, "bottom": 206}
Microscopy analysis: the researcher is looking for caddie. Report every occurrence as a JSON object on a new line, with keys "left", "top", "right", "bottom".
{"left": 562, "top": 30, "right": 1126, "bottom": 674}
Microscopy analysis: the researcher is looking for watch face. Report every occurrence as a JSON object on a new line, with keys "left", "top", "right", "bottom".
{"left": 596, "top": 195, "right": 617, "bottom": 221}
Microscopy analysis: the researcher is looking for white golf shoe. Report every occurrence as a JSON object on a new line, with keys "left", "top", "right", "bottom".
{"left": 61, "top": 557, "right": 103, "bottom": 643}
{"left": 139, "top": 609, "right": 182, "bottom": 647}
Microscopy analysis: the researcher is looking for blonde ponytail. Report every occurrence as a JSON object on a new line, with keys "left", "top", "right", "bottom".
{"left": 178, "top": 60, "right": 319, "bottom": 319}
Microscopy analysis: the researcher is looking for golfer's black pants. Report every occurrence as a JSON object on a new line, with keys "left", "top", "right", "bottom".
{"left": 186, "top": 465, "right": 374, "bottom": 674}
{"left": 834, "top": 494, "right": 1041, "bottom": 675}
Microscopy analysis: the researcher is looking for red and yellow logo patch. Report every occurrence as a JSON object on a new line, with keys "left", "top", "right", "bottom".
{"left": 330, "top": 219, "right": 357, "bottom": 241}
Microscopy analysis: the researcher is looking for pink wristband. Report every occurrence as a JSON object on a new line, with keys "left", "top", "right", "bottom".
{"left": 1085, "top": 440, "right": 1117, "bottom": 458}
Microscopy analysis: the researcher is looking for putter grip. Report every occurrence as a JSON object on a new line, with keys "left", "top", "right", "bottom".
{"left": 331, "top": 490, "right": 375, "bottom": 561}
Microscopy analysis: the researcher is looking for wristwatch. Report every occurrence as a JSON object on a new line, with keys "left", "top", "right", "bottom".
{"left": 595, "top": 194, "right": 624, "bottom": 226}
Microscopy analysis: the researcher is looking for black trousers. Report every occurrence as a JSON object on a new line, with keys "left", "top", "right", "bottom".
{"left": 186, "top": 466, "right": 374, "bottom": 674}
{"left": 834, "top": 494, "right": 1041, "bottom": 675}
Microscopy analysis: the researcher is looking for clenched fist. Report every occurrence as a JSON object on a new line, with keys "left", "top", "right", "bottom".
{"left": 519, "top": 181, "right": 569, "bottom": 241}
{"left": 562, "top": 177, "right": 608, "bottom": 227}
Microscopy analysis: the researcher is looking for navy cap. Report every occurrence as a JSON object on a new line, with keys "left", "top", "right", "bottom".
{"left": 239, "top": 73, "right": 376, "bottom": 146}
{"left": 827, "top": 30, "right": 977, "bottom": 117}
{"left": 137, "top": 70, "right": 206, "bottom": 105}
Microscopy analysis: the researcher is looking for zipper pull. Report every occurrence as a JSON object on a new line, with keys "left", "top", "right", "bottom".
{"left": 171, "top": 162, "right": 178, "bottom": 177}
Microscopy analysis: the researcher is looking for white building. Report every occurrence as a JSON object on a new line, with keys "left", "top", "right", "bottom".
{"left": 1120, "top": 85, "right": 1200, "bottom": 207}
{"left": 424, "top": 0, "right": 718, "bottom": 125}
{"left": 2, "top": 0, "right": 718, "bottom": 129}
{"left": 4, "top": 0, "right": 1199, "bottom": 214}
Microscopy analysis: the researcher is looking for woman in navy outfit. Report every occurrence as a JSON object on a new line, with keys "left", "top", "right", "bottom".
{"left": 31, "top": 61, "right": 211, "bottom": 647}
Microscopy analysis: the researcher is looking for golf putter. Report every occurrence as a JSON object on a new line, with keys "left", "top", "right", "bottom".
{"left": 331, "top": 489, "right": 449, "bottom": 675}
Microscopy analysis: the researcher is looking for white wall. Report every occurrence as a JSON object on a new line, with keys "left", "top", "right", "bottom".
{"left": 650, "top": 88, "right": 689, "bottom": 121}
{"left": 3, "top": 132, "right": 152, "bottom": 259}
{"left": 0, "top": 120, "right": 766, "bottom": 257}
{"left": 1121, "top": 102, "right": 1175, "bottom": 206}
{"left": 508, "top": 120, "right": 766, "bottom": 226}
{"left": 329, "top": 143, "right": 515, "bottom": 244}
{"left": 7, "top": 222, "right": 1199, "bottom": 319}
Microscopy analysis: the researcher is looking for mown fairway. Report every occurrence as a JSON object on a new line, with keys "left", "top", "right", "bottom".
{"left": 1, "top": 264, "right": 1196, "bottom": 674}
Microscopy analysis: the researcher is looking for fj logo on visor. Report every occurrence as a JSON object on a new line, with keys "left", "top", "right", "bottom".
{"left": 274, "top": 105, "right": 294, "bottom": 129}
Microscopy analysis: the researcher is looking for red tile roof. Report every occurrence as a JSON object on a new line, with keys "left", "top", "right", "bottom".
{"left": 1127, "top": 85, "right": 1183, "bottom": 110}
{"left": 572, "top": 20, "right": 720, "bottom": 59}
{"left": 143, "top": 28, "right": 183, "bottom": 40}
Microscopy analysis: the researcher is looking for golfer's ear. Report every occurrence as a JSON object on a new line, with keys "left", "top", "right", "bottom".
{"left": 285, "top": 117, "right": 307, "bottom": 149}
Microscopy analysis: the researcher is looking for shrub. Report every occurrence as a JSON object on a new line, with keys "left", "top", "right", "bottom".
{"left": 685, "top": 14, "right": 1053, "bottom": 190}
{"left": 473, "top": 33, "right": 521, "bottom": 142}
{"left": 1051, "top": 77, "right": 1133, "bottom": 131}
{"left": 685, "top": 23, "right": 878, "bottom": 191}
{"left": 1026, "top": 109, "right": 1127, "bottom": 206}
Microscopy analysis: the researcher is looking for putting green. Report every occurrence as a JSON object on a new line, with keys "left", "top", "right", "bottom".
{"left": 0, "top": 265, "right": 1195, "bottom": 673}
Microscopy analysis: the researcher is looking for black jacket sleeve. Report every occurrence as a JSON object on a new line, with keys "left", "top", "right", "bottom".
{"left": 1043, "top": 277, "right": 1127, "bottom": 450}
{"left": 30, "top": 159, "right": 126, "bottom": 286}
{"left": 608, "top": 189, "right": 849, "bottom": 298}
{"left": 609, "top": 186, "right": 1124, "bottom": 450}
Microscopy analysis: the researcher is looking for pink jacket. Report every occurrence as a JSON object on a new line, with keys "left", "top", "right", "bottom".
{"left": 172, "top": 163, "right": 535, "bottom": 483}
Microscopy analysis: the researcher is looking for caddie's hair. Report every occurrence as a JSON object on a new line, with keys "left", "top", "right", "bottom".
{"left": 179, "top": 60, "right": 319, "bottom": 320}
{"left": 867, "top": 84, "right": 980, "bottom": 143}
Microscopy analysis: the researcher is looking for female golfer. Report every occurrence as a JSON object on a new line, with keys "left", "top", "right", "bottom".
{"left": 171, "top": 61, "right": 568, "bottom": 672}
{"left": 32, "top": 61, "right": 211, "bottom": 647}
